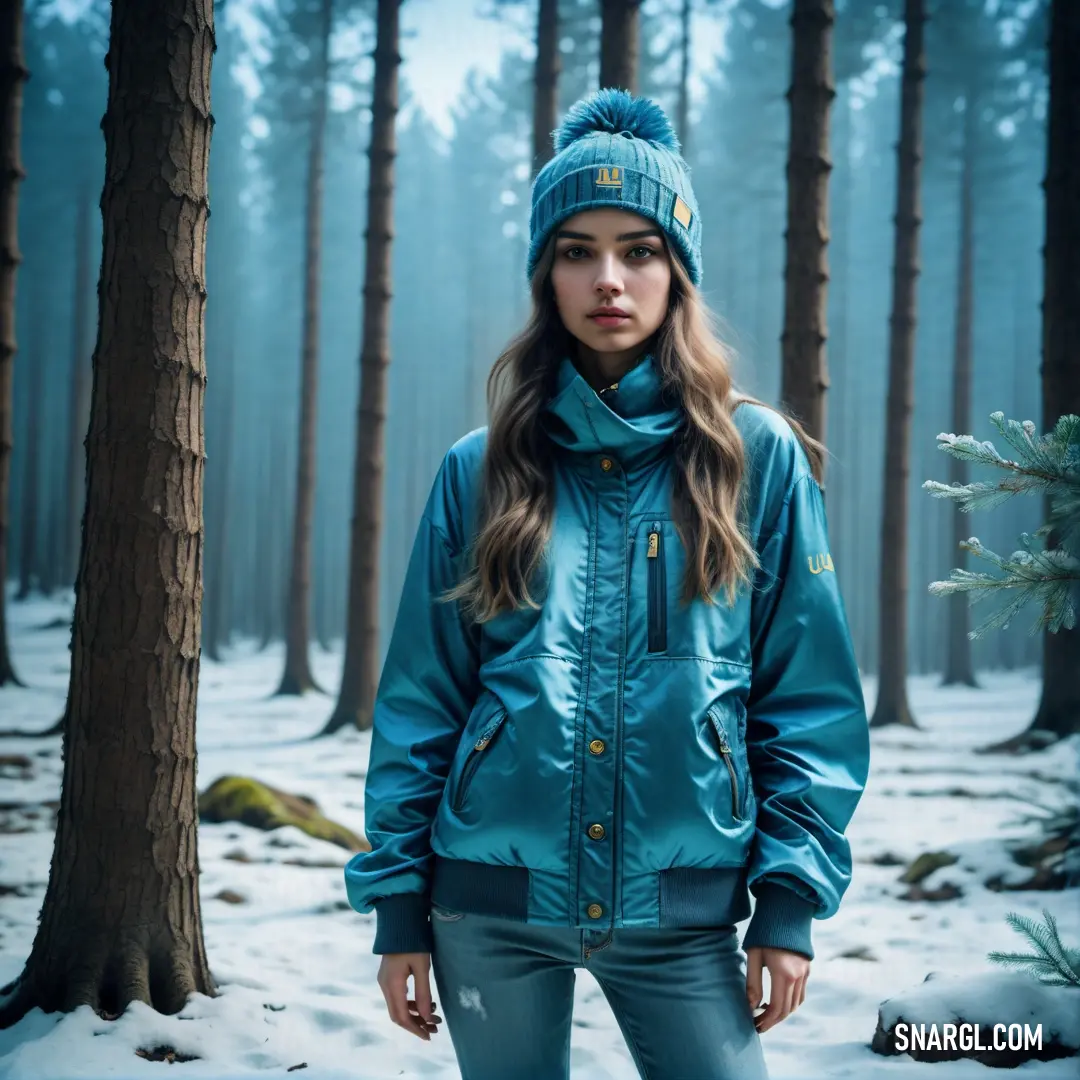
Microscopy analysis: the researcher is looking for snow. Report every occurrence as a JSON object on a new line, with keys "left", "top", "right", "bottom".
{"left": 1, "top": 590, "right": 1079, "bottom": 1079}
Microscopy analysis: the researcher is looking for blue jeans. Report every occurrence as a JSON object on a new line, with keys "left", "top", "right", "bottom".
{"left": 429, "top": 903, "right": 769, "bottom": 1080}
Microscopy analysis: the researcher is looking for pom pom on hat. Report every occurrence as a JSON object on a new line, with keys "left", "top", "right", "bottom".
{"left": 553, "top": 88, "right": 682, "bottom": 154}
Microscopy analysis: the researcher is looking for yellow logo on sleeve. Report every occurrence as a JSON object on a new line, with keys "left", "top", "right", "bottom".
{"left": 808, "top": 553, "right": 835, "bottom": 575}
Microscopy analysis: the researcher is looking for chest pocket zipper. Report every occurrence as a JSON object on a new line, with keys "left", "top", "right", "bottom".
{"left": 646, "top": 522, "right": 667, "bottom": 653}
{"left": 453, "top": 708, "right": 508, "bottom": 812}
{"left": 707, "top": 706, "right": 743, "bottom": 821}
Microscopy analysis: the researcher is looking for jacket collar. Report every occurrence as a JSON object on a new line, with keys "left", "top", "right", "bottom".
{"left": 541, "top": 352, "right": 684, "bottom": 467}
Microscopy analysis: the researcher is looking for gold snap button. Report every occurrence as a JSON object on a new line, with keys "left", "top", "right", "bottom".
{"left": 588, "top": 824, "right": 606, "bottom": 840}
{"left": 600, "top": 457, "right": 613, "bottom": 471}
{"left": 589, "top": 739, "right": 605, "bottom": 755}
{"left": 587, "top": 903, "right": 603, "bottom": 919}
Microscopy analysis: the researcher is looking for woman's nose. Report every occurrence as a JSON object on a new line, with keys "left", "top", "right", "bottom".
{"left": 593, "top": 253, "right": 623, "bottom": 294}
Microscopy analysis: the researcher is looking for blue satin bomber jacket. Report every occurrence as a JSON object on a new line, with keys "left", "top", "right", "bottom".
{"left": 344, "top": 352, "right": 870, "bottom": 960}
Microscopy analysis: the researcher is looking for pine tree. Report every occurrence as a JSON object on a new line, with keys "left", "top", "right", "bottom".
{"left": 871, "top": 0, "right": 926, "bottom": 730}
{"left": 780, "top": 0, "right": 835, "bottom": 448}
{"left": 0, "top": 0, "right": 215, "bottom": 1026}
{"left": 322, "top": 0, "right": 402, "bottom": 734}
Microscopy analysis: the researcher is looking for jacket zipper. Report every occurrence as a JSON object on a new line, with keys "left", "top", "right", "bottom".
{"left": 453, "top": 708, "right": 508, "bottom": 812}
{"left": 646, "top": 522, "right": 667, "bottom": 652}
{"left": 707, "top": 707, "right": 742, "bottom": 821}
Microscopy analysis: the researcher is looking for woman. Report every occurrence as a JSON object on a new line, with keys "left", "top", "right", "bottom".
{"left": 345, "top": 89, "right": 870, "bottom": 1080}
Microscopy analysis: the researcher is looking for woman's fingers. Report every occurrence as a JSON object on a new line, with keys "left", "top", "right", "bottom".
{"left": 378, "top": 956, "right": 440, "bottom": 1040}
{"left": 412, "top": 962, "right": 436, "bottom": 1027}
{"left": 754, "top": 969, "right": 795, "bottom": 1033}
{"left": 754, "top": 969, "right": 809, "bottom": 1033}
{"left": 407, "top": 998, "right": 443, "bottom": 1034}
{"left": 745, "top": 948, "right": 764, "bottom": 1014}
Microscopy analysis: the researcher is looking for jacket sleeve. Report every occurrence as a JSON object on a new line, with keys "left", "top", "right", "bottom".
{"left": 740, "top": 464, "right": 870, "bottom": 962}
{"left": 343, "top": 458, "right": 481, "bottom": 955}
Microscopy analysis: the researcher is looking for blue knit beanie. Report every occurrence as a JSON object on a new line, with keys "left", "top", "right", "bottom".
{"left": 527, "top": 88, "right": 702, "bottom": 286}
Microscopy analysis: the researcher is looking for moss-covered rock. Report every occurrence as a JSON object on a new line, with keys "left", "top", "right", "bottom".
{"left": 198, "top": 775, "right": 369, "bottom": 853}
{"left": 900, "top": 851, "right": 958, "bottom": 885}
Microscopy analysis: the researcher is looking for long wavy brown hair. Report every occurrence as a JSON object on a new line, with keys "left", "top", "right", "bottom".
{"left": 439, "top": 233, "right": 825, "bottom": 624}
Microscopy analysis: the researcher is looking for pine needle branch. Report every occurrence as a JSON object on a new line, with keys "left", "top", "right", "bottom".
{"left": 986, "top": 909, "right": 1080, "bottom": 987}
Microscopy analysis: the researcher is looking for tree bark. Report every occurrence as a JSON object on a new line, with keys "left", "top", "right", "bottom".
{"left": 871, "top": 0, "right": 925, "bottom": 729}
{"left": 254, "top": 424, "right": 275, "bottom": 649}
{"left": 15, "top": 288, "right": 41, "bottom": 600}
{"left": 942, "top": 88, "right": 978, "bottom": 688}
{"left": 323, "top": 0, "right": 400, "bottom": 734}
{"left": 0, "top": 0, "right": 26, "bottom": 685}
{"left": 0, "top": 0, "right": 216, "bottom": 1028}
{"left": 599, "top": 0, "right": 641, "bottom": 94}
{"left": 829, "top": 82, "right": 852, "bottom": 607}
{"left": 64, "top": 186, "right": 93, "bottom": 587}
{"left": 676, "top": 0, "right": 691, "bottom": 155}
{"left": 780, "top": 0, "right": 834, "bottom": 454}
{"left": 203, "top": 339, "right": 234, "bottom": 663}
{"left": 277, "top": 0, "right": 332, "bottom": 696}
{"left": 40, "top": 466, "right": 64, "bottom": 596}
{"left": 532, "top": 0, "right": 559, "bottom": 178}
{"left": 1018, "top": 0, "right": 1080, "bottom": 745}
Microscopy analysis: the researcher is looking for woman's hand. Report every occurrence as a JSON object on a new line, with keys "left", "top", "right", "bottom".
{"left": 377, "top": 953, "right": 443, "bottom": 1041}
{"left": 745, "top": 946, "right": 810, "bottom": 1034}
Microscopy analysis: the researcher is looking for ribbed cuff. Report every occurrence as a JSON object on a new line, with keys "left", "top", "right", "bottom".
{"left": 372, "top": 893, "right": 433, "bottom": 955}
{"left": 741, "top": 882, "right": 816, "bottom": 960}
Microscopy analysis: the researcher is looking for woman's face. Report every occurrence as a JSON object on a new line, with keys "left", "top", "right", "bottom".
{"left": 549, "top": 208, "right": 672, "bottom": 371}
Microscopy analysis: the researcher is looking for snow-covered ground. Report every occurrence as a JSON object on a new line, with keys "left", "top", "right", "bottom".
{"left": 1, "top": 590, "right": 1078, "bottom": 1079}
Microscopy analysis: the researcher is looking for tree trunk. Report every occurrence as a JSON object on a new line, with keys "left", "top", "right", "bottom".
{"left": 15, "top": 289, "right": 41, "bottom": 600}
{"left": 871, "top": 0, "right": 924, "bottom": 729}
{"left": 40, "top": 475, "right": 63, "bottom": 596}
{"left": 323, "top": 0, "right": 401, "bottom": 735}
{"left": 254, "top": 423, "right": 275, "bottom": 649}
{"left": 532, "top": 0, "right": 559, "bottom": 177}
{"left": 258, "top": 421, "right": 284, "bottom": 649}
{"left": 1019, "top": 0, "right": 1080, "bottom": 746}
{"left": 829, "top": 82, "right": 852, "bottom": 606}
{"left": 0, "top": 0, "right": 215, "bottom": 1028}
{"left": 203, "top": 340, "right": 234, "bottom": 663}
{"left": 942, "top": 89, "right": 978, "bottom": 688}
{"left": 64, "top": 186, "right": 93, "bottom": 587}
{"left": 599, "top": 0, "right": 641, "bottom": 94}
{"left": 0, "top": 0, "right": 26, "bottom": 685}
{"left": 277, "top": 0, "right": 332, "bottom": 696}
{"left": 676, "top": 0, "right": 691, "bottom": 155}
{"left": 780, "top": 0, "right": 834, "bottom": 454}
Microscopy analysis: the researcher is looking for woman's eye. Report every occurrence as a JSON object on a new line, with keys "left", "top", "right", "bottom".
{"left": 562, "top": 246, "right": 588, "bottom": 259}
{"left": 628, "top": 245, "right": 655, "bottom": 259}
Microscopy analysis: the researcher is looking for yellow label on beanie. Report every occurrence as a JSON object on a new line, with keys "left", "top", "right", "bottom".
{"left": 596, "top": 167, "right": 622, "bottom": 187}
{"left": 673, "top": 195, "right": 692, "bottom": 228}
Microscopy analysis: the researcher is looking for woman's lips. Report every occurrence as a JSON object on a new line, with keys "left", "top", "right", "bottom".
{"left": 588, "top": 314, "right": 630, "bottom": 328}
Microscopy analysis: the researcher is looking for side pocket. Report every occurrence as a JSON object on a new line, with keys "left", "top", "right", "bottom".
{"left": 452, "top": 707, "right": 509, "bottom": 813}
{"left": 431, "top": 904, "right": 466, "bottom": 923}
{"left": 707, "top": 706, "right": 742, "bottom": 822}
{"left": 646, "top": 521, "right": 667, "bottom": 653}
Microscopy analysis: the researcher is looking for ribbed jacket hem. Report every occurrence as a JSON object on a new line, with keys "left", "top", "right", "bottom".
{"left": 372, "top": 893, "right": 433, "bottom": 955}
{"left": 740, "top": 882, "right": 817, "bottom": 960}
{"left": 427, "top": 855, "right": 754, "bottom": 928}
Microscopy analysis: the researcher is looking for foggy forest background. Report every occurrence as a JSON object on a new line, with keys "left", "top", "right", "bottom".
{"left": 7, "top": 0, "right": 1049, "bottom": 687}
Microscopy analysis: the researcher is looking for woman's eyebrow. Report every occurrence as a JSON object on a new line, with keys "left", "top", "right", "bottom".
{"left": 555, "top": 228, "right": 663, "bottom": 242}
